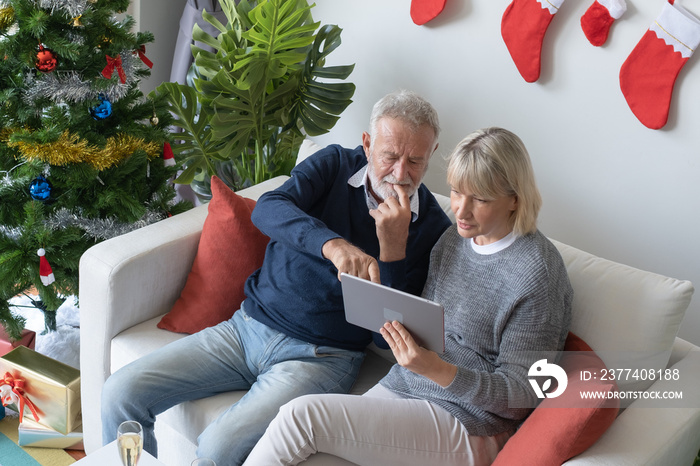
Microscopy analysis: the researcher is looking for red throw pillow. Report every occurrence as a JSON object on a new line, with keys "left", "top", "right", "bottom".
{"left": 157, "top": 176, "right": 269, "bottom": 334}
{"left": 492, "top": 333, "right": 619, "bottom": 466}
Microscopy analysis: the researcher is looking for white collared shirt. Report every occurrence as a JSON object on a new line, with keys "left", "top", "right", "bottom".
{"left": 348, "top": 165, "right": 419, "bottom": 222}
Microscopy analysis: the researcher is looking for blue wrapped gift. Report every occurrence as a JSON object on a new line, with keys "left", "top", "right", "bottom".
{"left": 18, "top": 418, "right": 83, "bottom": 450}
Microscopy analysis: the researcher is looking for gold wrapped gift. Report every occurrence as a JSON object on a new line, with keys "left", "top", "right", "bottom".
{"left": 0, "top": 346, "right": 81, "bottom": 435}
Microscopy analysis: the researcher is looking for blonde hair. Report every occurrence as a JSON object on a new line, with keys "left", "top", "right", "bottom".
{"left": 447, "top": 127, "right": 541, "bottom": 235}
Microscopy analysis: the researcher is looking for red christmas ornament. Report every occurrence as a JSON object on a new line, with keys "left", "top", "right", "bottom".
{"left": 35, "top": 45, "right": 57, "bottom": 73}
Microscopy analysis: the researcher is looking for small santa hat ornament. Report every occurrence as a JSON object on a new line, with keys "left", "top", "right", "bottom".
{"left": 163, "top": 142, "right": 175, "bottom": 167}
{"left": 37, "top": 248, "right": 55, "bottom": 286}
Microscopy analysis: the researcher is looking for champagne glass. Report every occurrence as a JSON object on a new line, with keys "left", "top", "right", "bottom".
{"left": 117, "top": 420, "right": 143, "bottom": 466}
{"left": 191, "top": 459, "right": 216, "bottom": 466}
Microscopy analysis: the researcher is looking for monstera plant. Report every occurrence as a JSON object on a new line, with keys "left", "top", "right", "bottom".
{"left": 154, "top": 0, "right": 356, "bottom": 197}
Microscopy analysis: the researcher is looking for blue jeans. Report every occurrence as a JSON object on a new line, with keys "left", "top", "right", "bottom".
{"left": 101, "top": 307, "right": 365, "bottom": 466}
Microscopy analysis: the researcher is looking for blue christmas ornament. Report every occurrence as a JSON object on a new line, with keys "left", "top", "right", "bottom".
{"left": 29, "top": 176, "right": 52, "bottom": 201}
{"left": 90, "top": 94, "right": 112, "bottom": 120}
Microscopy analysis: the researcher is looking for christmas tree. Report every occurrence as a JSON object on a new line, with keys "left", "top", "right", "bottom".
{"left": 0, "top": 0, "right": 190, "bottom": 338}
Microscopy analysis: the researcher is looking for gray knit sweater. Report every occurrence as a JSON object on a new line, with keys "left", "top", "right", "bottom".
{"left": 380, "top": 226, "right": 573, "bottom": 436}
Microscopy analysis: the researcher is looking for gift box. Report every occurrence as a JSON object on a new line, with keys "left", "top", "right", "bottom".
{"left": 18, "top": 417, "right": 84, "bottom": 450}
{"left": 0, "top": 326, "right": 36, "bottom": 357}
{"left": 0, "top": 346, "right": 81, "bottom": 435}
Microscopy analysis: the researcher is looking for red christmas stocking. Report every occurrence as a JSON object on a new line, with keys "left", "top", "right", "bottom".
{"left": 411, "top": 0, "right": 447, "bottom": 25}
{"left": 581, "top": 0, "right": 627, "bottom": 46}
{"left": 619, "top": 0, "right": 700, "bottom": 129}
{"left": 501, "top": 0, "right": 566, "bottom": 83}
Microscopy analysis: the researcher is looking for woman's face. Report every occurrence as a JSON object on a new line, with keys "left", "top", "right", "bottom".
{"left": 450, "top": 185, "right": 518, "bottom": 245}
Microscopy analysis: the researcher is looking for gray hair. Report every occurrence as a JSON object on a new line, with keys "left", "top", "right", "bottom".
{"left": 369, "top": 90, "right": 440, "bottom": 143}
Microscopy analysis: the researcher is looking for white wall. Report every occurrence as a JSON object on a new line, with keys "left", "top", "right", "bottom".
{"left": 129, "top": 0, "right": 188, "bottom": 93}
{"left": 132, "top": 0, "right": 700, "bottom": 346}
{"left": 307, "top": 0, "right": 700, "bottom": 346}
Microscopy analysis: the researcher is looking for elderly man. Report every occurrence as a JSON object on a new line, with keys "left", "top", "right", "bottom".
{"left": 101, "top": 90, "right": 452, "bottom": 466}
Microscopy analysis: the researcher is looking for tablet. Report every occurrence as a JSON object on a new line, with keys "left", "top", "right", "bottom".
{"left": 340, "top": 273, "right": 445, "bottom": 353}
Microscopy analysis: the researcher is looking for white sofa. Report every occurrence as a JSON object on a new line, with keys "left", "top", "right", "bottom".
{"left": 80, "top": 157, "right": 700, "bottom": 465}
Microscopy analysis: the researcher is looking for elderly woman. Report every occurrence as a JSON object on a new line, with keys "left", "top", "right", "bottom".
{"left": 243, "top": 127, "right": 573, "bottom": 466}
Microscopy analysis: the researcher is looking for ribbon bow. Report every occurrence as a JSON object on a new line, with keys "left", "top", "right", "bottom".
{"left": 102, "top": 54, "right": 126, "bottom": 84}
{"left": 1, "top": 372, "right": 40, "bottom": 422}
{"left": 135, "top": 45, "right": 153, "bottom": 69}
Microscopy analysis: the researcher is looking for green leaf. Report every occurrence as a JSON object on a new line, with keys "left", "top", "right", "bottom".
{"left": 312, "top": 64, "right": 355, "bottom": 80}
{"left": 152, "top": 83, "right": 221, "bottom": 179}
{"left": 289, "top": 23, "right": 355, "bottom": 136}
{"left": 161, "top": 0, "right": 355, "bottom": 192}
{"left": 235, "top": 0, "right": 317, "bottom": 90}
{"left": 202, "top": 9, "right": 229, "bottom": 35}
{"left": 175, "top": 159, "right": 206, "bottom": 185}
{"left": 192, "top": 23, "right": 221, "bottom": 51}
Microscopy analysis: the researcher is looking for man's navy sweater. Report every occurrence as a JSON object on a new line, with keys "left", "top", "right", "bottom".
{"left": 243, "top": 144, "right": 451, "bottom": 351}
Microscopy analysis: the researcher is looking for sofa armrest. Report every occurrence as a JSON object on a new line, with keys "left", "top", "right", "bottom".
{"left": 79, "top": 204, "right": 206, "bottom": 452}
{"left": 668, "top": 337, "right": 696, "bottom": 367}
{"left": 79, "top": 176, "right": 289, "bottom": 453}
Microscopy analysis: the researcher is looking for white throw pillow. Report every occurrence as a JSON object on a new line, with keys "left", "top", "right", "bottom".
{"left": 551, "top": 239, "right": 694, "bottom": 394}
{"left": 296, "top": 139, "right": 323, "bottom": 166}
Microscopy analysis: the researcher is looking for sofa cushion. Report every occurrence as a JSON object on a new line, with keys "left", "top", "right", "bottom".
{"left": 112, "top": 315, "right": 394, "bottom": 447}
{"left": 492, "top": 333, "right": 619, "bottom": 466}
{"left": 157, "top": 176, "right": 269, "bottom": 334}
{"left": 550, "top": 239, "right": 693, "bottom": 393}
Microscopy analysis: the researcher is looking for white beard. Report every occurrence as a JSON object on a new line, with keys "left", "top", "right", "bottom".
{"left": 367, "top": 163, "right": 417, "bottom": 201}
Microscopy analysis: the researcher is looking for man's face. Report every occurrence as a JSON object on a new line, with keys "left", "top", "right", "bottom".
{"left": 362, "top": 117, "right": 437, "bottom": 202}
